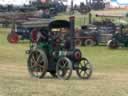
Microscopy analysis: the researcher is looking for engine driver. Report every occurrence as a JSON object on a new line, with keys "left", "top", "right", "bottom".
{"left": 31, "top": 28, "right": 48, "bottom": 43}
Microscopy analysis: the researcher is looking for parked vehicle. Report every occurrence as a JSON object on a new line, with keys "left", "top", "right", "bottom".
{"left": 7, "top": 26, "right": 32, "bottom": 43}
{"left": 75, "top": 14, "right": 126, "bottom": 46}
{"left": 75, "top": 23, "right": 116, "bottom": 46}
{"left": 75, "top": 25, "right": 98, "bottom": 46}
{"left": 90, "top": 0, "right": 105, "bottom": 10}
{"left": 7, "top": 18, "right": 53, "bottom": 43}
{"left": 107, "top": 25, "right": 128, "bottom": 49}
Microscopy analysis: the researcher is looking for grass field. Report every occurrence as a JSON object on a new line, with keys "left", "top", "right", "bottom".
{"left": 1, "top": 10, "right": 128, "bottom": 96}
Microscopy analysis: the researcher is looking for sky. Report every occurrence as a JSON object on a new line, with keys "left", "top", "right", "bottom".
{"left": 0, "top": 0, "right": 89, "bottom": 5}
{"left": 0, "top": 0, "right": 128, "bottom": 5}
{"left": 112, "top": 0, "right": 128, "bottom": 4}
{"left": 0, "top": 0, "right": 30, "bottom": 5}
{"left": 116, "top": 0, "right": 128, "bottom": 4}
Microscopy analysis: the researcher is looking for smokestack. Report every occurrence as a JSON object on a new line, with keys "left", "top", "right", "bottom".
{"left": 89, "top": 13, "right": 92, "bottom": 24}
{"left": 69, "top": 16, "right": 75, "bottom": 50}
{"left": 86, "top": 0, "right": 88, "bottom": 5}
{"left": 70, "top": 0, "right": 74, "bottom": 15}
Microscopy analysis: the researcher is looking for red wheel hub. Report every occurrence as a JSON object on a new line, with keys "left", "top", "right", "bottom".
{"left": 7, "top": 33, "right": 19, "bottom": 44}
{"left": 74, "top": 51, "right": 81, "bottom": 60}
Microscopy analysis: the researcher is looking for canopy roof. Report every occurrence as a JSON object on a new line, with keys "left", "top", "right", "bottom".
{"left": 49, "top": 20, "right": 70, "bottom": 29}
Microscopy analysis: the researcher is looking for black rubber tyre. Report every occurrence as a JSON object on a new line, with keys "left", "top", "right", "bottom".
{"left": 107, "top": 40, "right": 119, "bottom": 49}
{"left": 76, "top": 58, "right": 93, "bottom": 79}
{"left": 56, "top": 57, "right": 72, "bottom": 80}
{"left": 27, "top": 49, "right": 48, "bottom": 79}
{"left": 84, "top": 39, "right": 96, "bottom": 46}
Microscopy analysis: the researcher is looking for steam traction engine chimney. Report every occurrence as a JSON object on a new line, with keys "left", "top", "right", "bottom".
{"left": 69, "top": 16, "right": 75, "bottom": 50}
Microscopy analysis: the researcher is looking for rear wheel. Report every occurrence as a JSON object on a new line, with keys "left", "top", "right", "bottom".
{"left": 56, "top": 57, "right": 72, "bottom": 80}
{"left": 27, "top": 49, "right": 48, "bottom": 79}
{"left": 76, "top": 58, "right": 93, "bottom": 79}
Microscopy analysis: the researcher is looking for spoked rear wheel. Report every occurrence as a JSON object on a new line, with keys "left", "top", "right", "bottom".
{"left": 56, "top": 57, "right": 72, "bottom": 80}
{"left": 27, "top": 49, "right": 48, "bottom": 79}
{"left": 76, "top": 58, "right": 93, "bottom": 79}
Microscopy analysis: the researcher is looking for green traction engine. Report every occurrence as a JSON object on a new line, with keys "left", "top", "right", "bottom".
{"left": 26, "top": 17, "right": 93, "bottom": 80}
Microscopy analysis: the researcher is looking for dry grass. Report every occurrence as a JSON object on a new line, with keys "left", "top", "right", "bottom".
{"left": 1, "top": 28, "right": 128, "bottom": 96}
{"left": 0, "top": 63, "right": 128, "bottom": 96}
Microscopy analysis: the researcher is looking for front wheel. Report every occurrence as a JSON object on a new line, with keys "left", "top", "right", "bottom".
{"left": 76, "top": 58, "right": 93, "bottom": 79}
{"left": 56, "top": 57, "right": 72, "bottom": 80}
{"left": 107, "top": 40, "right": 119, "bottom": 49}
